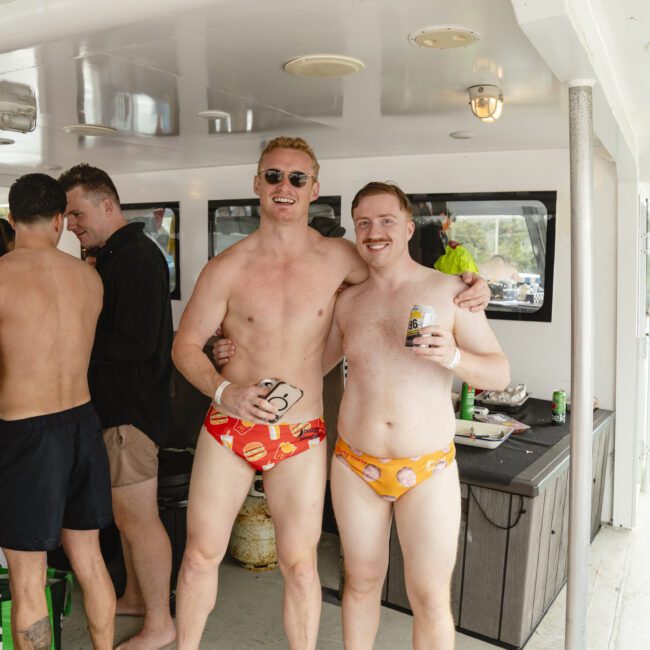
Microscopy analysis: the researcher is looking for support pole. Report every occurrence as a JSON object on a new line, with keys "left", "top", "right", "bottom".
{"left": 565, "top": 81, "right": 595, "bottom": 650}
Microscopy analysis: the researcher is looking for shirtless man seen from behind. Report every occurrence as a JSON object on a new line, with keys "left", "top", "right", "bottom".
{"left": 0, "top": 174, "right": 114, "bottom": 650}
{"left": 172, "top": 137, "right": 490, "bottom": 649}
{"left": 324, "top": 182, "right": 510, "bottom": 649}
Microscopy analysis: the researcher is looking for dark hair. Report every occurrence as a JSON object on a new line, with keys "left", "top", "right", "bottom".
{"left": 0, "top": 218, "right": 15, "bottom": 255}
{"left": 351, "top": 181, "right": 413, "bottom": 220}
{"left": 8, "top": 173, "right": 67, "bottom": 225}
{"left": 58, "top": 163, "right": 120, "bottom": 204}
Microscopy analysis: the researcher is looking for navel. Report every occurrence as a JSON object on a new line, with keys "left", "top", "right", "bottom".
{"left": 317, "top": 309, "right": 324, "bottom": 317}
{"left": 247, "top": 316, "right": 255, "bottom": 323}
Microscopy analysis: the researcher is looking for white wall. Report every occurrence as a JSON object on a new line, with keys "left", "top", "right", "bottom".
{"left": 112, "top": 148, "right": 618, "bottom": 409}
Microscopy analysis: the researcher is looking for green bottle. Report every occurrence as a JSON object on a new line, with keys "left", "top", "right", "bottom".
{"left": 460, "top": 383, "right": 475, "bottom": 420}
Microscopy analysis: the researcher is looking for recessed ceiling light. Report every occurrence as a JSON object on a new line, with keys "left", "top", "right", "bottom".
{"left": 62, "top": 124, "right": 117, "bottom": 136}
{"left": 409, "top": 25, "right": 480, "bottom": 49}
{"left": 198, "top": 110, "right": 231, "bottom": 120}
{"left": 449, "top": 131, "right": 475, "bottom": 140}
{"left": 284, "top": 54, "right": 365, "bottom": 79}
{"left": 0, "top": 137, "right": 15, "bottom": 145}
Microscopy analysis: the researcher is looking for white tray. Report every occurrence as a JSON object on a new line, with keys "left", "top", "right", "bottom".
{"left": 454, "top": 419, "right": 514, "bottom": 450}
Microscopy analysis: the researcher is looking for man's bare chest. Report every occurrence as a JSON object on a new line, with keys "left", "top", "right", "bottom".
{"left": 227, "top": 260, "right": 341, "bottom": 331}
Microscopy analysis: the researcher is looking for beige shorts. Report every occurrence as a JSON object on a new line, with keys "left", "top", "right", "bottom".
{"left": 103, "top": 424, "right": 159, "bottom": 488}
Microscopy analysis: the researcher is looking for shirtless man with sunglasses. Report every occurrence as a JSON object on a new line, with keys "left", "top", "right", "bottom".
{"left": 171, "top": 137, "right": 490, "bottom": 649}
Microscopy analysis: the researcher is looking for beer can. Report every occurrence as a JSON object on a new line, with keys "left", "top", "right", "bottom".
{"left": 551, "top": 389, "right": 566, "bottom": 425}
{"left": 460, "top": 382, "right": 475, "bottom": 421}
{"left": 405, "top": 305, "right": 437, "bottom": 347}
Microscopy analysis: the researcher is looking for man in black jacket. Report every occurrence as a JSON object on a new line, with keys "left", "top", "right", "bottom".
{"left": 60, "top": 165, "right": 175, "bottom": 650}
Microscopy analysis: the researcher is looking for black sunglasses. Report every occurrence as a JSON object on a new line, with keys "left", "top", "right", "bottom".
{"left": 258, "top": 168, "right": 315, "bottom": 188}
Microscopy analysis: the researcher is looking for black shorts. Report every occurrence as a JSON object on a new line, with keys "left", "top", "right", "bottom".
{"left": 0, "top": 402, "right": 113, "bottom": 552}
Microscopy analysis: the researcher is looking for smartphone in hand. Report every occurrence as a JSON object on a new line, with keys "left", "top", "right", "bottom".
{"left": 264, "top": 381, "right": 304, "bottom": 423}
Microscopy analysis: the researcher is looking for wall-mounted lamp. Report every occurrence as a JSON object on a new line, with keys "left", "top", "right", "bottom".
{"left": 468, "top": 85, "right": 503, "bottom": 123}
{"left": 0, "top": 81, "right": 37, "bottom": 133}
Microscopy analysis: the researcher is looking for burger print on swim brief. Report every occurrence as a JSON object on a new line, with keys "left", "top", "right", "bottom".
{"left": 243, "top": 441, "right": 267, "bottom": 464}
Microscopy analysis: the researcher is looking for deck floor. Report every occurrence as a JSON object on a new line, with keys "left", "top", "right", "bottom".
{"left": 61, "top": 490, "right": 650, "bottom": 649}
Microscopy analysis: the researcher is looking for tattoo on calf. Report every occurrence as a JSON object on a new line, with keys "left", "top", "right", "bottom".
{"left": 19, "top": 616, "right": 51, "bottom": 650}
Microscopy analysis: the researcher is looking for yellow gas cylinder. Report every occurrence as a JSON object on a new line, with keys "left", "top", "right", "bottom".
{"left": 228, "top": 477, "right": 277, "bottom": 571}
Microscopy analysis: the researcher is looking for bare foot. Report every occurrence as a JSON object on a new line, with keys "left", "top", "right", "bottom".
{"left": 115, "top": 596, "right": 145, "bottom": 617}
{"left": 114, "top": 623, "right": 176, "bottom": 650}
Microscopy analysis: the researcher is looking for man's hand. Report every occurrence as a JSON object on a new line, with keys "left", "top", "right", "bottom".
{"left": 454, "top": 272, "right": 490, "bottom": 312}
{"left": 410, "top": 326, "right": 458, "bottom": 368}
{"left": 220, "top": 381, "right": 278, "bottom": 423}
{"left": 212, "top": 336, "right": 235, "bottom": 367}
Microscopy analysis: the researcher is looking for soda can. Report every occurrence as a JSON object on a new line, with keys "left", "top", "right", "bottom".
{"left": 551, "top": 389, "right": 566, "bottom": 425}
{"left": 460, "top": 383, "right": 475, "bottom": 421}
{"left": 405, "top": 305, "right": 437, "bottom": 347}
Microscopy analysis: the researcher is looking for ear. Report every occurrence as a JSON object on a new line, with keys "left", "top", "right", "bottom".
{"left": 7, "top": 213, "right": 16, "bottom": 229}
{"left": 406, "top": 219, "right": 415, "bottom": 241}
{"left": 53, "top": 212, "right": 64, "bottom": 233}
{"left": 102, "top": 196, "right": 114, "bottom": 217}
{"left": 310, "top": 179, "right": 320, "bottom": 203}
{"left": 253, "top": 173, "right": 261, "bottom": 197}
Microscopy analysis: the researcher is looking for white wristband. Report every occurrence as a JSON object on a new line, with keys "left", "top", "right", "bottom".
{"left": 444, "top": 347, "right": 461, "bottom": 370}
{"left": 214, "top": 380, "right": 231, "bottom": 405}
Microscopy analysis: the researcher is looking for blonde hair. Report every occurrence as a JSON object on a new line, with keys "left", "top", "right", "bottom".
{"left": 258, "top": 137, "right": 320, "bottom": 180}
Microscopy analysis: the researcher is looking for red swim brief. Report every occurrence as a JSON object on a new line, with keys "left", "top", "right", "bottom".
{"left": 204, "top": 406, "right": 326, "bottom": 471}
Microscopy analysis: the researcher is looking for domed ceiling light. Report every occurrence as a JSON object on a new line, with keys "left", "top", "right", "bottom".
{"left": 468, "top": 85, "right": 503, "bottom": 123}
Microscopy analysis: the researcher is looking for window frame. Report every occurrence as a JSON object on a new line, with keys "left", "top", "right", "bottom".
{"left": 407, "top": 190, "right": 557, "bottom": 323}
{"left": 120, "top": 201, "right": 181, "bottom": 301}
{"left": 207, "top": 196, "right": 342, "bottom": 259}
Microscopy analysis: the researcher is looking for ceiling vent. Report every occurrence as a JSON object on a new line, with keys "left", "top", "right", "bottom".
{"left": 408, "top": 25, "right": 480, "bottom": 49}
{"left": 283, "top": 54, "right": 365, "bottom": 79}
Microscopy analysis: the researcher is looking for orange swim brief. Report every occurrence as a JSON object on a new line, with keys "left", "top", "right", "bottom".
{"left": 204, "top": 406, "right": 326, "bottom": 471}
{"left": 334, "top": 436, "right": 456, "bottom": 501}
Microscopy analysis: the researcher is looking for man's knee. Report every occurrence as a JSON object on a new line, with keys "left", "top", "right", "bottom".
{"left": 408, "top": 582, "right": 452, "bottom": 619}
{"left": 278, "top": 552, "right": 318, "bottom": 590}
{"left": 181, "top": 540, "right": 227, "bottom": 575}
{"left": 344, "top": 563, "right": 387, "bottom": 598}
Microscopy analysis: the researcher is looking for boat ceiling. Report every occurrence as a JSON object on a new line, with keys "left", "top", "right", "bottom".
{"left": 0, "top": 0, "right": 647, "bottom": 183}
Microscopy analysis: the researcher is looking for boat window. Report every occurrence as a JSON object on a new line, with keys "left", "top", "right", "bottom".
{"left": 208, "top": 196, "right": 342, "bottom": 258}
{"left": 408, "top": 191, "right": 556, "bottom": 322}
{"left": 120, "top": 202, "right": 180, "bottom": 300}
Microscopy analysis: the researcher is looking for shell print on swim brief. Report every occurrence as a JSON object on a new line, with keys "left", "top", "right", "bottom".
{"left": 362, "top": 464, "right": 381, "bottom": 482}
{"left": 209, "top": 409, "right": 229, "bottom": 426}
{"left": 243, "top": 441, "right": 267, "bottom": 463}
{"left": 397, "top": 467, "right": 417, "bottom": 487}
{"left": 220, "top": 434, "right": 234, "bottom": 449}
